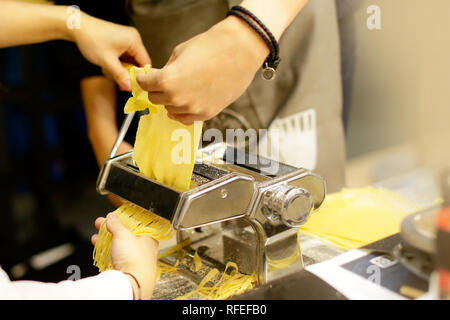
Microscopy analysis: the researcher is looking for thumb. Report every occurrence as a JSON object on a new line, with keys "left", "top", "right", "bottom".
{"left": 136, "top": 69, "right": 163, "bottom": 92}
{"left": 103, "top": 56, "right": 132, "bottom": 92}
{"left": 106, "top": 213, "right": 131, "bottom": 238}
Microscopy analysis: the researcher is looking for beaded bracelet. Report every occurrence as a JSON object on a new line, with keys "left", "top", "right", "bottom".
{"left": 227, "top": 5, "right": 281, "bottom": 80}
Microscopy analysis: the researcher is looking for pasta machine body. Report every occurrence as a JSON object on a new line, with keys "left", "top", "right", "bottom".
{"left": 97, "top": 141, "right": 326, "bottom": 284}
{"left": 97, "top": 112, "right": 326, "bottom": 285}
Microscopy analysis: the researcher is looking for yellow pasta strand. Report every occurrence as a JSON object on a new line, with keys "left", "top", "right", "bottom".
{"left": 175, "top": 262, "right": 257, "bottom": 300}
{"left": 93, "top": 203, "right": 175, "bottom": 272}
{"left": 193, "top": 251, "right": 202, "bottom": 272}
{"left": 124, "top": 64, "right": 156, "bottom": 114}
{"left": 156, "top": 260, "right": 180, "bottom": 281}
{"left": 155, "top": 239, "right": 257, "bottom": 300}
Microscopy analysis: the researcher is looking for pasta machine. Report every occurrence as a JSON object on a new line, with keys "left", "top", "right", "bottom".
{"left": 96, "top": 112, "right": 326, "bottom": 288}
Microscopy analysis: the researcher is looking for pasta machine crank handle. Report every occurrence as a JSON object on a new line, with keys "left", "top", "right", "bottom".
{"left": 110, "top": 111, "right": 135, "bottom": 159}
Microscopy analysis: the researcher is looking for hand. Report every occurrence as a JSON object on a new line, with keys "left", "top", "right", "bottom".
{"left": 70, "top": 12, "right": 151, "bottom": 91}
{"left": 136, "top": 16, "right": 269, "bottom": 125}
{"left": 91, "top": 213, "right": 159, "bottom": 300}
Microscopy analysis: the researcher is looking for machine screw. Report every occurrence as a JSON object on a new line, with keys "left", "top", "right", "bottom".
{"left": 220, "top": 188, "right": 228, "bottom": 199}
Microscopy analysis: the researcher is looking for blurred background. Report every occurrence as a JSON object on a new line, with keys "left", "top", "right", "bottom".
{"left": 343, "top": 0, "right": 450, "bottom": 187}
{"left": 0, "top": 0, "right": 449, "bottom": 283}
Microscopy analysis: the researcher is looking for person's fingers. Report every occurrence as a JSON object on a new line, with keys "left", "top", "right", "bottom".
{"left": 91, "top": 234, "right": 98, "bottom": 246}
{"left": 167, "top": 113, "right": 199, "bottom": 126}
{"left": 164, "top": 105, "right": 191, "bottom": 114}
{"left": 106, "top": 212, "right": 131, "bottom": 238}
{"left": 100, "top": 66, "right": 114, "bottom": 83}
{"left": 122, "top": 28, "right": 151, "bottom": 67}
{"left": 103, "top": 55, "right": 132, "bottom": 92}
{"left": 129, "top": 42, "right": 151, "bottom": 67}
{"left": 136, "top": 70, "right": 164, "bottom": 92}
{"left": 147, "top": 92, "right": 173, "bottom": 106}
{"left": 94, "top": 217, "right": 105, "bottom": 231}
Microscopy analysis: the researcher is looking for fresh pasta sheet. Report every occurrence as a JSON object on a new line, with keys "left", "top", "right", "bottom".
{"left": 300, "top": 187, "right": 420, "bottom": 250}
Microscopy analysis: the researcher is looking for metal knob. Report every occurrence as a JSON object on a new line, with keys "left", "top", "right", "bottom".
{"left": 262, "top": 184, "right": 314, "bottom": 227}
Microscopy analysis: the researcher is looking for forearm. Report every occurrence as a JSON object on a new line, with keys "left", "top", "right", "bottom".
{"left": 0, "top": 1, "right": 74, "bottom": 48}
{"left": 2, "top": 270, "right": 133, "bottom": 300}
{"left": 239, "top": 0, "right": 309, "bottom": 40}
{"left": 81, "top": 76, "right": 119, "bottom": 166}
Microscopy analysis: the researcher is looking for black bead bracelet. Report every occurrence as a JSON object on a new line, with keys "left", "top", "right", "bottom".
{"left": 227, "top": 5, "right": 281, "bottom": 80}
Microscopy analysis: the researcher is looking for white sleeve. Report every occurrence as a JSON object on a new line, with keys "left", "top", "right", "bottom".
{"left": 0, "top": 267, "right": 133, "bottom": 300}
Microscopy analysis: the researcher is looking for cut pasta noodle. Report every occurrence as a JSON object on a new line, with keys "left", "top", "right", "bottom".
{"left": 193, "top": 251, "right": 202, "bottom": 272}
{"left": 155, "top": 238, "right": 191, "bottom": 281}
{"left": 175, "top": 262, "right": 257, "bottom": 300}
{"left": 156, "top": 260, "right": 180, "bottom": 281}
{"left": 93, "top": 203, "right": 175, "bottom": 272}
{"left": 155, "top": 238, "right": 257, "bottom": 300}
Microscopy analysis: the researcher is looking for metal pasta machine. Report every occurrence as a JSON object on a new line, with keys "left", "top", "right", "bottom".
{"left": 96, "top": 112, "right": 326, "bottom": 286}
